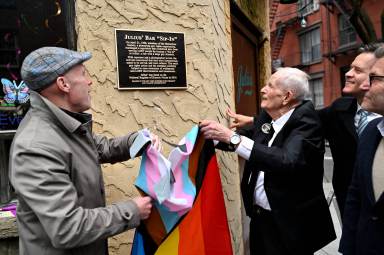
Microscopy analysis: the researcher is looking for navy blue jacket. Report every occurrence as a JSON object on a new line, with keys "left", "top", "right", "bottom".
{"left": 340, "top": 117, "right": 384, "bottom": 255}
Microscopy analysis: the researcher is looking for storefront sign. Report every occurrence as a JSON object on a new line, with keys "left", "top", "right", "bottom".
{"left": 0, "top": 112, "right": 23, "bottom": 130}
{"left": 115, "top": 29, "right": 187, "bottom": 90}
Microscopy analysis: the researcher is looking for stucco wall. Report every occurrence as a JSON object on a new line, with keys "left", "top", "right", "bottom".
{"left": 75, "top": 0, "right": 242, "bottom": 254}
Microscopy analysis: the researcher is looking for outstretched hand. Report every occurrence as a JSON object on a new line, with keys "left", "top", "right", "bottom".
{"left": 226, "top": 108, "right": 253, "bottom": 129}
{"left": 199, "top": 120, "right": 233, "bottom": 144}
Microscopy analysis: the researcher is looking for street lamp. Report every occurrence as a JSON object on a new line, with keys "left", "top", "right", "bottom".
{"left": 300, "top": 17, "right": 307, "bottom": 28}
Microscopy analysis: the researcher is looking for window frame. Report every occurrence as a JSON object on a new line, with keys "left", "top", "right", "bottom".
{"left": 308, "top": 74, "right": 324, "bottom": 109}
{"left": 299, "top": 26, "right": 321, "bottom": 65}
{"left": 338, "top": 14, "right": 357, "bottom": 47}
{"left": 298, "top": 0, "right": 319, "bottom": 17}
{"left": 0, "top": 0, "right": 76, "bottom": 206}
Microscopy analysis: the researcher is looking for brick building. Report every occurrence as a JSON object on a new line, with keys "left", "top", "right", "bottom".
{"left": 270, "top": 0, "right": 384, "bottom": 108}
{"left": 0, "top": 1, "right": 271, "bottom": 254}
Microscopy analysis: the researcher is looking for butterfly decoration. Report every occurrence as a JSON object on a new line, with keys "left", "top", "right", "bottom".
{"left": 1, "top": 78, "right": 30, "bottom": 105}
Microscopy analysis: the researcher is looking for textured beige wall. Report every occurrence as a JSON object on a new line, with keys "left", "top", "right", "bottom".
{"left": 76, "top": 0, "right": 239, "bottom": 254}
{"left": 75, "top": 0, "right": 269, "bottom": 254}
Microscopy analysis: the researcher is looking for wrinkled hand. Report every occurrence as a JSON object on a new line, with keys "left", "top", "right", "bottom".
{"left": 199, "top": 120, "right": 233, "bottom": 144}
{"left": 226, "top": 108, "right": 253, "bottom": 129}
{"left": 150, "top": 133, "right": 162, "bottom": 152}
{"left": 132, "top": 196, "right": 152, "bottom": 220}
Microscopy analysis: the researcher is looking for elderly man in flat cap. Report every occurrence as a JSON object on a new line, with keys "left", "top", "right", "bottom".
{"left": 9, "top": 47, "right": 161, "bottom": 255}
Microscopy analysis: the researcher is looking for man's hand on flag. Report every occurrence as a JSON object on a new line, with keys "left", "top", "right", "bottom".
{"left": 133, "top": 196, "right": 152, "bottom": 219}
{"left": 150, "top": 133, "right": 162, "bottom": 152}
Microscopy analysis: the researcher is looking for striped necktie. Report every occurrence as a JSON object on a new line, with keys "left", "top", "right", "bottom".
{"left": 357, "top": 109, "right": 369, "bottom": 136}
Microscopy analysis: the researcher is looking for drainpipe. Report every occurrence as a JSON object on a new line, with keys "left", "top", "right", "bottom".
{"left": 325, "top": 2, "right": 335, "bottom": 103}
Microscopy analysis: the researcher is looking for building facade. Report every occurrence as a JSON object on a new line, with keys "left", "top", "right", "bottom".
{"left": 270, "top": 0, "right": 384, "bottom": 108}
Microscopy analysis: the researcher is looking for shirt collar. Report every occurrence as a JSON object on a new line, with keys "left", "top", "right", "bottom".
{"left": 377, "top": 119, "right": 384, "bottom": 137}
{"left": 356, "top": 102, "right": 362, "bottom": 114}
{"left": 29, "top": 91, "right": 89, "bottom": 133}
{"left": 271, "top": 108, "right": 295, "bottom": 134}
{"left": 61, "top": 108, "right": 92, "bottom": 124}
{"left": 356, "top": 102, "right": 381, "bottom": 118}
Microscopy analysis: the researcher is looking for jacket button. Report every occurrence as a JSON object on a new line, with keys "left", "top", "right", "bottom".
{"left": 371, "top": 216, "right": 379, "bottom": 221}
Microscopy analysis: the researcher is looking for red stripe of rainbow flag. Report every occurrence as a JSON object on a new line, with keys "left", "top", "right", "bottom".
{"left": 155, "top": 154, "right": 232, "bottom": 254}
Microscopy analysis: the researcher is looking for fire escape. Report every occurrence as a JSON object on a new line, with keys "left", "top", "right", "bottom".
{"left": 322, "top": 0, "right": 378, "bottom": 44}
{"left": 270, "top": 0, "right": 287, "bottom": 69}
{"left": 271, "top": 24, "right": 287, "bottom": 68}
{"left": 321, "top": 0, "right": 361, "bottom": 60}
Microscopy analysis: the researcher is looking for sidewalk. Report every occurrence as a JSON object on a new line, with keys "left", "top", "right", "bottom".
{"left": 316, "top": 145, "right": 342, "bottom": 255}
{"left": 315, "top": 183, "right": 342, "bottom": 255}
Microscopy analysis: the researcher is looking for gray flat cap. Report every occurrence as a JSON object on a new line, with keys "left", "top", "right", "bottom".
{"left": 21, "top": 47, "right": 92, "bottom": 91}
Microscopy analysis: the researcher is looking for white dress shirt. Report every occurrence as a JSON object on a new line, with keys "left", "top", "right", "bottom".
{"left": 235, "top": 108, "right": 295, "bottom": 210}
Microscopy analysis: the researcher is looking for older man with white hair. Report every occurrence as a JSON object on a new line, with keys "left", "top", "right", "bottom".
{"left": 200, "top": 67, "right": 335, "bottom": 255}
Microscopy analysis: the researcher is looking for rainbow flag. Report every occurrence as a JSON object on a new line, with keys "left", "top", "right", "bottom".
{"left": 132, "top": 127, "right": 232, "bottom": 254}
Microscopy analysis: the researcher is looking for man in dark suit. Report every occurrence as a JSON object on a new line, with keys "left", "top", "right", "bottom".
{"left": 317, "top": 44, "right": 382, "bottom": 217}
{"left": 339, "top": 46, "right": 384, "bottom": 255}
{"left": 200, "top": 67, "right": 335, "bottom": 255}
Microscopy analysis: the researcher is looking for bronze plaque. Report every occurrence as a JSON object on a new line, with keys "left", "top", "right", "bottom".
{"left": 115, "top": 29, "right": 187, "bottom": 90}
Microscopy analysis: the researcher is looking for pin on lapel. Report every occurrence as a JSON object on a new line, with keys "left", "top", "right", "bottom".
{"left": 261, "top": 123, "right": 272, "bottom": 134}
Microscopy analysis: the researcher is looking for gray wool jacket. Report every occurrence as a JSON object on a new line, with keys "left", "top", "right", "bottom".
{"left": 9, "top": 91, "right": 141, "bottom": 255}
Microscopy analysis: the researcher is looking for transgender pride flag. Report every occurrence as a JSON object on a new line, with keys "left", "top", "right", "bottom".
{"left": 132, "top": 126, "right": 232, "bottom": 255}
{"left": 134, "top": 126, "right": 199, "bottom": 233}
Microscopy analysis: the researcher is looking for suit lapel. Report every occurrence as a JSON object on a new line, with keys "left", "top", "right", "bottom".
{"left": 241, "top": 111, "right": 271, "bottom": 213}
{"left": 252, "top": 111, "right": 272, "bottom": 144}
{"left": 270, "top": 101, "right": 307, "bottom": 145}
{"left": 336, "top": 98, "right": 357, "bottom": 141}
{"left": 374, "top": 192, "right": 384, "bottom": 220}
{"left": 361, "top": 120, "right": 383, "bottom": 204}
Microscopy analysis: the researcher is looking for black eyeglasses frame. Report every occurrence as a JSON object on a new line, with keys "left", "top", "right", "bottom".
{"left": 369, "top": 75, "right": 384, "bottom": 86}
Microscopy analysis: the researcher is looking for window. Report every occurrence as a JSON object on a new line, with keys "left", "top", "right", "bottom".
{"left": 300, "top": 27, "right": 321, "bottom": 64}
{"left": 298, "top": 0, "right": 319, "bottom": 17}
{"left": 339, "top": 15, "right": 356, "bottom": 46}
{"left": 308, "top": 78, "right": 324, "bottom": 109}
{"left": 0, "top": 0, "right": 75, "bottom": 205}
{"left": 0, "top": 133, "right": 14, "bottom": 204}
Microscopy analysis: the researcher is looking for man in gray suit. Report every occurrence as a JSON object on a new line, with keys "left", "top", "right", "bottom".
{"left": 9, "top": 47, "right": 161, "bottom": 255}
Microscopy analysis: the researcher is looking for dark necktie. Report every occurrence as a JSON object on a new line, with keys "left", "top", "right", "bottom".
{"left": 262, "top": 123, "right": 275, "bottom": 145}
{"left": 248, "top": 123, "right": 275, "bottom": 192}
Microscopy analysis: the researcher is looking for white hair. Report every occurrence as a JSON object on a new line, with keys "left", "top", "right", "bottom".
{"left": 275, "top": 67, "right": 310, "bottom": 101}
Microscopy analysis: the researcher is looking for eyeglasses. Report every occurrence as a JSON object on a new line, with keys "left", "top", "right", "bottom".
{"left": 369, "top": 75, "right": 384, "bottom": 86}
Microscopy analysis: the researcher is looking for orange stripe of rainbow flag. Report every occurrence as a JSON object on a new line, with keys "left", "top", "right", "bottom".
{"left": 155, "top": 155, "right": 232, "bottom": 254}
